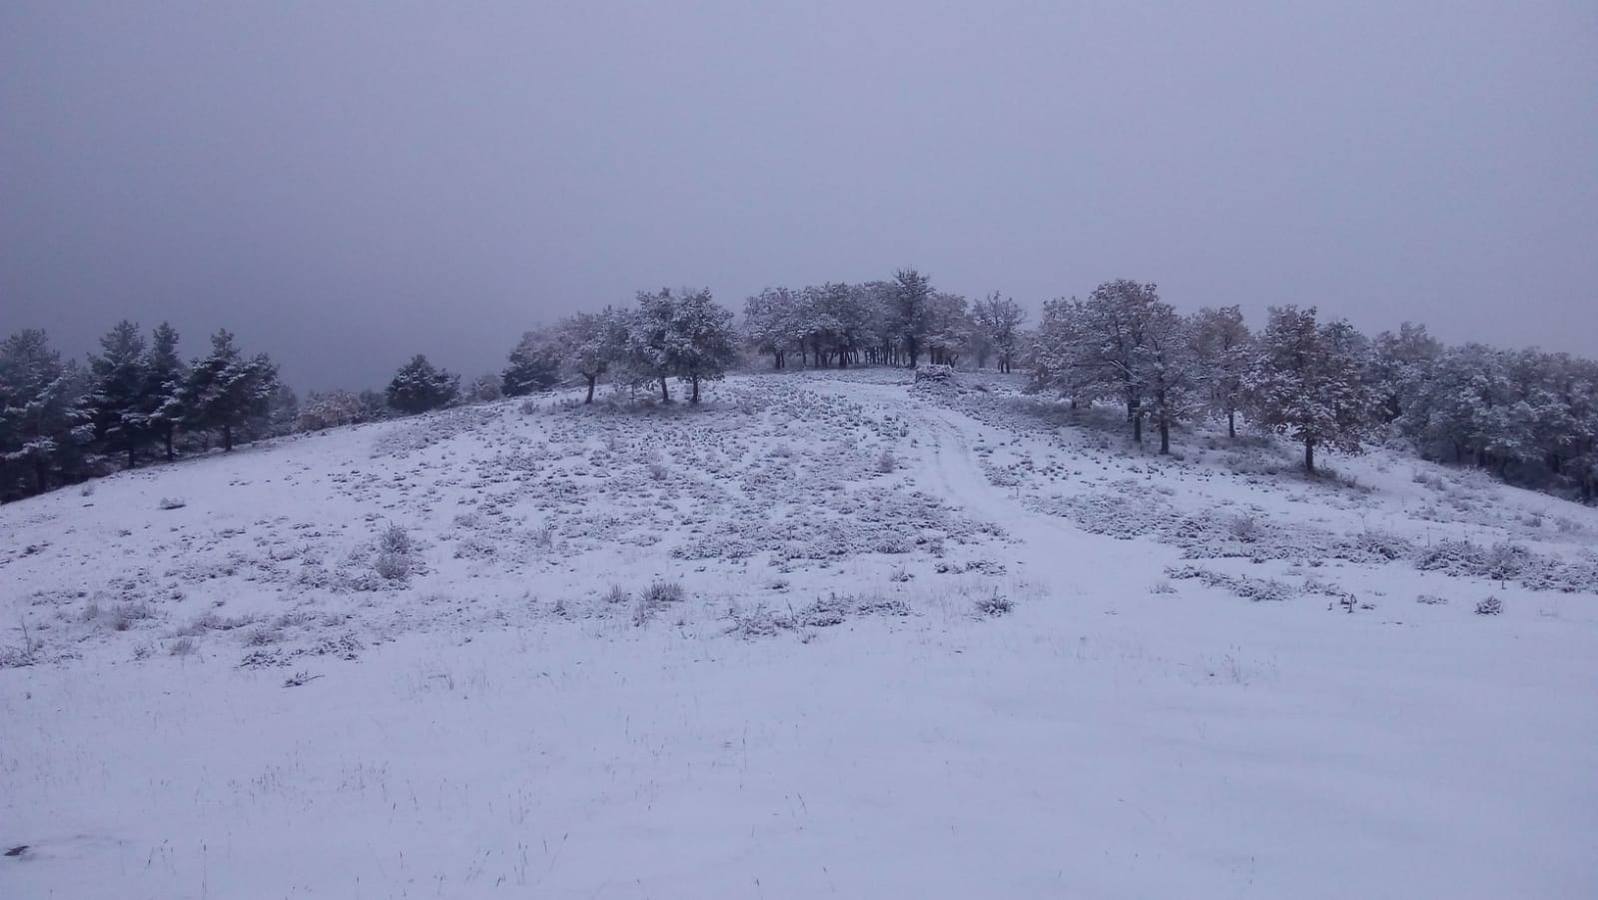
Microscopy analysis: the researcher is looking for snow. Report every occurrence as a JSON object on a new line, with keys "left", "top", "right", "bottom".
{"left": 4, "top": 370, "right": 1597, "bottom": 898}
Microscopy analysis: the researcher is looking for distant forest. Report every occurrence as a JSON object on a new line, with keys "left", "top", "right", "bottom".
{"left": 3, "top": 271, "right": 1594, "bottom": 504}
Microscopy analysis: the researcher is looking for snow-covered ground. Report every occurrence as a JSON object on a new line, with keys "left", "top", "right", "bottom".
{"left": 4, "top": 370, "right": 1596, "bottom": 898}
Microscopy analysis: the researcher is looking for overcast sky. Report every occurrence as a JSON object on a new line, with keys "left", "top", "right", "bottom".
{"left": 3, "top": 1, "right": 1595, "bottom": 390}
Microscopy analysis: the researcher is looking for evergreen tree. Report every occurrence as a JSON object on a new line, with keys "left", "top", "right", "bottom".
{"left": 145, "top": 322, "right": 186, "bottom": 461}
{"left": 85, "top": 320, "right": 153, "bottom": 468}
{"left": 181, "top": 329, "right": 280, "bottom": 452}
{"left": 0, "top": 330, "right": 93, "bottom": 496}
{"left": 501, "top": 331, "right": 562, "bottom": 396}
{"left": 386, "top": 354, "right": 459, "bottom": 414}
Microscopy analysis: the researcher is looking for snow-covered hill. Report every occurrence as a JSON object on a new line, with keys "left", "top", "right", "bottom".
{"left": 4, "top": 370, "right": 1596, "bottom": 898}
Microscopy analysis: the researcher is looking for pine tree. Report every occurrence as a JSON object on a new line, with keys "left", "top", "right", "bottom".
{"left": 386, "top": 354, "right": 459, "bottom": 414}
{"left": 1245, "top": 307, "right": 1373, "bottom": 472}
{"left": 501, "top": 332, "right": 562, "bottom": 397}
{"left": 145, "top": 322, "right": 186, "bottom": 461}
{"left": 85, "top": 320, "right": 152, "bottom": 468}
{"left": 181, "top": 329, "right": 280, "bottom": 452}
{"left": 0, "top": 330, "right": 93, "bottom": 496}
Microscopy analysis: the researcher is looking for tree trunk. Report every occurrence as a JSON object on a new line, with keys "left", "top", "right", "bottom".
{"left": 33, "top": 458, "right": 48, "bottom": 495}
{"left": 1304, "top": 438, "right": 1316, "bottom": 473}
{"left": 690, "top": 375, "right": 701, "bottom": 404}
{"left": 659, "top": 377, "right": 669, "bottom": 402}
{"left": 585, "top": 375, "right": 596, "bottom": 404}
{"left": 127, "top": 442, "right": 137, "bottom": 470}
{"left": 222, "top": 423, "right": 234, "bottom": 452}
{"left": 163, "top": 427, "right": 175, "bottom": 462}
{"left": 1227, "top": 410, "right": 1236, "bottom": 438}
{"left": 1128, "top": 399, "right": 1142, "bottom": 444}
{"left": 1159, "top": 418, "right": 1170, "bottom": 455}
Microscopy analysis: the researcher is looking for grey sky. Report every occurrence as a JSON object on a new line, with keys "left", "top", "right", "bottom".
{"left": 3, "top": 1, "right": 1595, "bottom": 390}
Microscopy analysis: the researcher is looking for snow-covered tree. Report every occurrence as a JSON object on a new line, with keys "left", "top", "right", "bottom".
{"left": 744, "top": 287, "right": 801, "bottom": 369}
{"left": 1032, "top": 280, "right": 1172, "bottom": 445}
{"left": 264, "top": 384, "right": 300, "bottom": 438}
{"left": 1368, "top": 322, "right": 1441, "bottom": 424}
{"left": 923, "top": 291, "right": 971, "bottom": 367}
{"left": 0, "top": 330, "right": 94, "bottom": 497}
{"left": 890, "top": 268, "right": 932, "bottom": 367}
{"left": 468, "top": 373, "right": 503, "bottom": 403}
{"left": 84, "top": 320, "right": 153, "bottom": 468}
{"left": 386, "top": 354, "right": 459, "bottom": 414}
{"left": 971, "top": 293, "right": 1026, "bottom": 372}
{"left": 181, "top": 330, "right": 280, "bottom": 452}
{"left": 1245, "top": 307, "right": 1373, "bottom": 473}
{"left": 556, "top": 308, "right": 629, "bottom": 402}
{"left": 1190, "top": 305, "right": 1253, "bottom": 437}
{"left": 627, "top": 287, "right": 737, "bottom": 403}
{"left": 145, "top": 322, "right": 187, "bottom": 462}
{"left": 1143, "top": 304, "right": 1199, "bottom": 455}
{"left": 501, "top": 331, "right": 562, "bottom": 396}
{"left": 296, "top": 389, "right": 367, "bottom": 431}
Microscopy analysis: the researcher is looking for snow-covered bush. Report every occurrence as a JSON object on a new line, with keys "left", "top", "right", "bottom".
{"left": 1475, "top": 596, "right": 1503, "bottom": 616}
{"left": 974, "top": 591, "right": 1013, "bottom": 617}
{"left": 296, "top": 390, "right": 367, "bottom": 432}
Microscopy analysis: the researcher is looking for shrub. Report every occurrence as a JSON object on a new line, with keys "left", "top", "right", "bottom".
{"left": 1475, "top": 596, "right": 1503, "bottom": 616}
{"left": 373, "top": 552, "right": 411, "bottom": 582}
{"left": 975, "top": 591, "right": 1013, "bottom": 617}
{"left": 643, "top": 580, "right": 685, "bottom": 606}
{"left": 378, "top": 524, "right": 414, "bottom": 556}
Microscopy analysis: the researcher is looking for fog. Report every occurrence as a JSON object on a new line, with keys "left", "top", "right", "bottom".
{"left": 3, "top": 1, "right": 1594, "bottom": 390}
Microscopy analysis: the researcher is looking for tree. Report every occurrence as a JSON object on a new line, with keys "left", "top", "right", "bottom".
{"left": 181, "top": 330, "right": 280, "bottom": 452}
{"left": 972, "top": 293, "right": 1026, "bottom": 372}
{"left": 744, "top": 287, "right": 792, "bottom": 369}
{"left": 0, "top": 330, "right": 93, "bottom": 497}
{"left": 84, "top": 320, "right": 152, "bottom": 468}
{"left": 1190, "top": 305, "right": 1253, "bottom": 437}
{"left": 625, "top": 288, "right": 738, "bottom": 403}
{"left": 296, "top": 390, "right": 367, "bottom": 431}
{"left": 145, "top": 322, "right": 187, "bottom": 461}
{"left": 501, "top": 331, "right": 562, "bottom": 396}
{"left": 265, "top": 384, "right": 300, "bottom": 438}
{"left": 468, "top": 373, "right": 503, "bottom": 403}
{"left": 1143, "top": 304, "right": 1198, "bottom": 455}
{"left": 890, "top": 268, "right": 932, "bottom": 367}
{"left": 923, "top": 292, "right": 971, "bottom": 366}
{"left": 556, "top": 308, "right": 628, "bottom": 402}
{"left": 1368, "top": 322, "right": 1441, "bottom": 424}
{"left": 1245, "top": 306, "right": 1373, "bottom": 473}
{"left": 1033, "top": 280, "right": 1171, "bottom": 445}
{"left": 386, "top": 354, "right": 459, "bottom": 414}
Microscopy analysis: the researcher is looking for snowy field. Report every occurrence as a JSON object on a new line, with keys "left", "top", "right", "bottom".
{"left": 4, "top": 370, "right": 1597, "bottom": 898}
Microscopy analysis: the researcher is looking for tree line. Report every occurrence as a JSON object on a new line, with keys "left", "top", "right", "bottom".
{"left": 1025, "top": 278, "right": 1598, "bottom": 502}
{"left": 4, "top": 269, "right": 1595, "bottom": 504}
